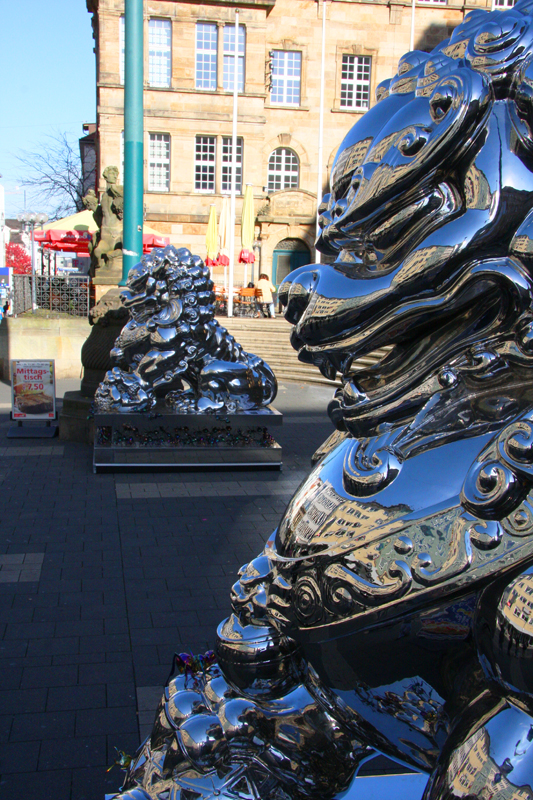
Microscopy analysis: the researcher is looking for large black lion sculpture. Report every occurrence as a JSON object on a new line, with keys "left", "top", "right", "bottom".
{"left": 111, "top": 2, "right": 533, "bottom": 798}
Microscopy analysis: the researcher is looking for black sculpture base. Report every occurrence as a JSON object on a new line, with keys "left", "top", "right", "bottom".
{"left": 93, "top": 406, "right": 282, "bottom": 472}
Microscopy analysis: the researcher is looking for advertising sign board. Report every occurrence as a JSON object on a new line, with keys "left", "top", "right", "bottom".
{"left": 10, "top": 360, "right": 56, "bottom": 420}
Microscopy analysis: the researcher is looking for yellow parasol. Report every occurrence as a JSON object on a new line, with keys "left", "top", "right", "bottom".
{"left": 205, "top": 204, "right": 218, "bottom": 265}
{"left": 40, "top": 209, "right": 98, "bottom": 233}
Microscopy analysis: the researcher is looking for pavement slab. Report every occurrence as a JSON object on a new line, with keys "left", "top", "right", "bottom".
{"left": 0, "top": 378, "right": 420, "bottom": 799}
{"left": 0, "top": 379, "right": 345, "bottom": 799}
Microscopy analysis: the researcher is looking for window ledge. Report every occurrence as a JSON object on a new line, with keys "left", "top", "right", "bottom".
{"left": 266, "top": 104, "right": 309, "bottom": 112}
{"left": 189, "top": 88, "right": 267, "bottom": 98}
{"left": 218, "top": 90, "right": 267, "bottom": 99}
{"left": 177, "top": 191, "right": 244, "bottom": 198}
{"left": 100, "top": 82, "right": 269, "bottom": 100}
{"left": 331, "top": 107, "right": 369, "bottom": 114}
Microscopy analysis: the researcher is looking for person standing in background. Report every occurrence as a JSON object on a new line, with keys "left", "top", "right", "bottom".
{"left": 256, "top": 273, "right": 277, "bottom": 318}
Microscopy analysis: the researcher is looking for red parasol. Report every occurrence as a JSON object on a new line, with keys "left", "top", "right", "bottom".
{"left": 142, "top": 233, "right": 170, "bottom": 253}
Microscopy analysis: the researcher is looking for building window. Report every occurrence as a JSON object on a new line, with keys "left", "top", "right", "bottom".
{"left": 267, "top": 148, "right": 299, "bottom": 191}
{"left": 223, "top": 25, "right": 245, "bottom": 92}
{"left": 494, "top": 0, "right": 516, "bottom": 5}
{"left": 340, "top": 55, "right": 371, "bottom": 110}
{"left": 149, "top": 19, "right": 172, "bottom": 88}
{"left": 196, "top": 22, "right": 218, "bottom": 90}
{"left": 270, "top": 51, "right": 301, "bottom": 106}
{"left": 222, "top": 137, "right": 243, "bottom": 194}
{"left": 195, "top": 136, "right": 216, "bottom": 192}
{"left": 149, "top": 133, "right": 171, "bottom": 192}
{"left": 120, "top": 16, "right": 125, "bottom": 85}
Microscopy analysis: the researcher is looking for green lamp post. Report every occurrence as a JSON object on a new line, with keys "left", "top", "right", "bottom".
{"left": 121, "top": 0, "right": 144, "bottom": 286}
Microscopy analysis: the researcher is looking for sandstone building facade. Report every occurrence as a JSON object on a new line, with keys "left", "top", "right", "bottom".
{"left": 86, "top": 0, "right": 501, "bottom": 286}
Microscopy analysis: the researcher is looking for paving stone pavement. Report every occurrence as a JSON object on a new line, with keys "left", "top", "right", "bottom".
{"left": 0, "top": 379, "right": 341, "bottom": 800}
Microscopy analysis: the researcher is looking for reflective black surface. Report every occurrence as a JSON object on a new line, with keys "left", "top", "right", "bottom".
{"left": 112, "top": 3, "right": 533, "bottom": 798}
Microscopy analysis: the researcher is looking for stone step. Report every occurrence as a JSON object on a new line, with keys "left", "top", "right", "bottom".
{"left": 232, "top": 346, "right": 379, "bottom": 363}
{"left": 228, "top": 343, "right": 387, "bottom": 369}
{"left": 272, "top": 368, "right": 339, "bottom": 385}
{"left": 216, "top": 315, "right": 388, "bottom": 387}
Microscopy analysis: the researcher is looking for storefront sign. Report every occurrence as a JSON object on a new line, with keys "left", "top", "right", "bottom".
{"left": 11, "top": 360, "right": 56, "bottom": 420}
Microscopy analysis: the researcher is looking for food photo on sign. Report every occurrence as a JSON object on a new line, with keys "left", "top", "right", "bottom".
{"left": 10, "top": 360, "right": 56, "bottom": 419}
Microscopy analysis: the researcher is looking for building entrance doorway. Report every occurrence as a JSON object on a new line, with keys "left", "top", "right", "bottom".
{"left": 272, "top": 239, "right": 311, "bottom": 286}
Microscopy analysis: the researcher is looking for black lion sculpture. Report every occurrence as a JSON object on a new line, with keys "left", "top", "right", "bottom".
{"left": 112, "top": 3, "right": 533, "bottom": 799}
{"left": 94, "top": 246, "right": 277, "bottom": 413}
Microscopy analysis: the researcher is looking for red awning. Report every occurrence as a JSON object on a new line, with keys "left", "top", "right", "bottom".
{"left": 34, "top": 229, "right": 170, "bottom": 256}
{"left": 34, "top": 229, "right": 92, "bottom": 254}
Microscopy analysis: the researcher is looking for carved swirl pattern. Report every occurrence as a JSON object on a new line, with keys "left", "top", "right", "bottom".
{"left": 502, "top": 496, "right": 533, "bottom": 537}
{"left": 294, "top": 575, "right": 324, "bottom": 625}
{"left": 464, "top": 8, "right": 533, "bottom": 83}
{"left": 463, "top": 412, "right": 533, "bottom": 519}
{"left": 499, "top": 420, "right": 533, "bottom": 474}
{"left": 277, "top": 557, "right": 414, "bottom": 628}
{"left": 462, "top": 461, "right": 520, "bottom": 518}
{"left": 266, "top": 490, "right": 532, "bottom": 629}
{"left": 343, "top": 439, "right": 402, "bottom": 498}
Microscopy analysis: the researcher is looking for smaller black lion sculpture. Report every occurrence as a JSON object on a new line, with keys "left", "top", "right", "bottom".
{"left": 94, "top": 246, "right": 277, "bottom": 413}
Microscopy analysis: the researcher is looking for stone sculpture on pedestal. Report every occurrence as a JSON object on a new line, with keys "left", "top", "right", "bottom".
{"left": 110, "top": 1, "right": 533, "bottom": 797}
{"left": 79, "top": 168, "right": 127, "bottom": 410}
{"left": 83, "top": 165, "right": 123, "bottom": 282}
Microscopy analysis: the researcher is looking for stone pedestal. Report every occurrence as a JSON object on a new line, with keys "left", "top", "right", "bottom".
{"left": 93, "top": 406, "right": 282, "bottom": 471}
{"left": 80, "top": 288, "right": 128, "bottom": 398}
{"left": 58, "top": 287, "right": 129, "bottom": 443}
{"left": 94, "top": 284, "right": 119, "bottom": 304}
{"left": 93, "top": 250, "right": 123, "bottom": 287}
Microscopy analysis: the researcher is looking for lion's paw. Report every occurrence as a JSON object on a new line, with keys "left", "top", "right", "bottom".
{"left": 94, "top": 367, "right": 154, "bottom": 412}
{"left": 165, "top": 390, "right": 228, "bottom": 413}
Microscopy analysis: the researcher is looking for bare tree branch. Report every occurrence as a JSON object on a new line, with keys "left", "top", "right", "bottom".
{"left": 16, "top": 132, "right": 84, "bottom": 221}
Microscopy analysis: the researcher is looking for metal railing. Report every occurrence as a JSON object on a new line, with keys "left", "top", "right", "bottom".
{"left": 12, "top": 275, "right": 91, "bottom": 317}
{"left": 12, "top": 275, "right": 32, "bottom": 316}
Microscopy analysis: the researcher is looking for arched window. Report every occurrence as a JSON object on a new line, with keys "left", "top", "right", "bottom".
{"left": 267, "top": 148, "right": 299, "bottom": 191}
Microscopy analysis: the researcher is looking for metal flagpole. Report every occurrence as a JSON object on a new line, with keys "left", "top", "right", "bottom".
{"left": 410, "top": 0, "right": 416, "bottom": 51}
{"left": 315, "top": 0, "right": 327, "bottom": 264}
{"left": 121, "top": 0, "right": 144, "bottom": 286}
{"left": 228, "top": 9, "right": 239, "bottom": 317}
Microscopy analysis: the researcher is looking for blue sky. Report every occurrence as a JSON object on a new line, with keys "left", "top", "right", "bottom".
{"left": 0, "top": 1, "right": 96, "bottom": 218}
